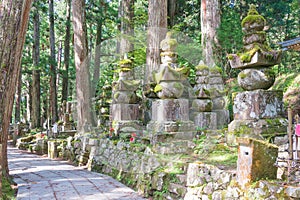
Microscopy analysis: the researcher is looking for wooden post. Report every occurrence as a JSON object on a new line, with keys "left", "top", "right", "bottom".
{"left": 288, "top": 107, "right": 293, "bottom": 182}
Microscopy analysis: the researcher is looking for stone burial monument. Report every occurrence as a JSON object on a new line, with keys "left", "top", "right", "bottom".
{"left": 227, "top": 5, "right": 287, "bottom": 144}
{"left": 146, "top": 32, "right": 196, "bottom": 154}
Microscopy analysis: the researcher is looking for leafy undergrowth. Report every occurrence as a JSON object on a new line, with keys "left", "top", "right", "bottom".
{"left": 193, "top": 132, "right": 238, "bottom": 170}
{"left": 2, "top": 176, "right": 17, "bottom": 200}
{"left": 272, "top": 73, "right": 300, "bottom": 112}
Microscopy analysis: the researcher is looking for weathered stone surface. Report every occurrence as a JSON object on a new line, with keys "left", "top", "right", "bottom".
{"left": 194, "top": 112, "right": 217, "bottom": 130}
{"left": 212, "top": 97, "right": 225, "bottom": 110}
{"left": 229, "top": 51, "right": 281, "bottom": 69}
{"left": 209, "top": 76, "right": 223, "bottom": 85}
{"left": 113, "top": 91, "right": 138, "bottom": 103}
{"left": 114, "top": 80, "right": 140, "bottom": 91}
{"left": 151, "top": 99, "right": 190, "bottom": 122}
{"left": 233, "top": 90, "right": 285, "bottom": 120}
{"left": 111, "top": 104, "right": 139, "bottom": 121}
{"left": 243, "top": 32, "right": 266, "bottom": 45}
{"left": 156, "top": 81, "right": 184, "bottom": 99}
{"left": 236, "top": 138, "right": 278, "bottom": 188}
{"left": 192, "top": 99, "right": 212, "bottom": 112}
{"left": 196, "top": 76, "right": 209, "bottom": 84}
{"left": 227, "top": 119, "right": 287, "bottom": 144}
{"left": 186, "top": 163, "right": 204, "bottom": 187}
{"left": 152, "top": 131, "right": 196, "bottom": 143}
{"left": 238, "top": 68, "right": 275, "bottom": 90}
{"left": 212, "top": 110, "right": 230, "bottom": 128}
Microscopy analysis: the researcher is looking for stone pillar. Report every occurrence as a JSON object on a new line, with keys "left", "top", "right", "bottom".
{"left": 208, "top": 67, "right": 230, "bottom": 128}
{"left": 236, "top": 138, "right": 278, "bottom": 188}
{"left": 192, "top": 62, "right": 217, "bottom": 130}
{"left": 228, "top": 5, "right": 286, "bottom": 144}
{"left": 147, "top": 32, "right": 196, "bottom": 154}
{"left": 111, "top": 58, "right": 142, "bottom": 136}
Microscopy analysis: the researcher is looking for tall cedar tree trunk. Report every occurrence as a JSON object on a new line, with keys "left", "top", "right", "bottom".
{"left": 15, "top": 69, "right": 22, "bottom": 123}
{"left": 146, "top": 0, "right": 167, "bottom": 83}
{"left": 91, "top": 12, "right": 102, "bottom": 97}
{"left": 72, "top": 0, "right": 94, "bottom": 132}
{"left": 0, "top": 0, "right": 33, "bottom": 194}
{"left": 119, "top": 0, "right": 134, "bottom": 58}
{"left": 49, "top": 0, "right": 58, "bottom": 123}
{"left": 61, "top": 0, "right": 71, "bottom": 103}
{"left": 201, "top": 0, "right": 220, "bottom": 67}
{"left": 32, "top": 0, "right": 41, "bottom": 128}
{"left": 91, "top": 0, "right": 106, "bottom": 97}
{"left": 168, "top": 0, "right": 176, "bottom": 27}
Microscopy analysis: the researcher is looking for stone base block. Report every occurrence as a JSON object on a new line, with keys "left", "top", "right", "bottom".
{"left": 152, "top": 99, "right": 189, "bottom": 122}
{"left": 233, "top": 90, "right": 285, "bottom": 120}
{"left": 147, "top": 121, "right": 195, "bottom": 133}
{"left": 236, "top": 138, "right": 278, "bottom": 188}
{"left": 113, "top": 120, "right": 143, "bottom": 134}
{"left": 150, "top": 131, "right": 196, "bottom": 144}
{"left": 212, "top": 110, "right": 230, "bottom": 128}
{"left": 194, "top": 112, "right": 217, "bottom": 130}
{"left": 227, "top": 118, "right": 288, "bottom": 145}
{"left": 111, "top": 103, "right": 139, "bottom": 121}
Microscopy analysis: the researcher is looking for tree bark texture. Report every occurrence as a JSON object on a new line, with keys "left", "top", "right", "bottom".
{"left": 15, "top": 68, "right": 22, "bottom": 123}
{"left": 32, "top": 0, "right": 41, "bottom": 128}
{"left": 0, "top": 0, "right": 33, "bottom": 180}
{"left": 61, "top": 0, "right": 71, "bottom": 103}
{"left": 49, "top": 0, "right": 58, "bottom": 123}
{"left": 119, "top": 0, "right": 134, "bottom": 58}
{"left": 146, "top": 0, "right": 167, "bottom": 83}
{"left": 168, "top": 0, "right": 176, "bottom": 27}
{"left": 92, "top": 17, "right": 102, "bottom": 97}
{"left": 201, "top": 0, "right": 220, "bottom": 67}
{"left": 72, "top": 0, "right": 94, "bottom": 132}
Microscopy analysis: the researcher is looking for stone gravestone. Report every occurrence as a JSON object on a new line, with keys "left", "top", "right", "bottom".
{"left": 191, "top": 61, "right": 217, "bottom": 130}
{"left": 227, "top": 5, "right": 287, "bottom": 143}
{"left": 110, "top": 58, "right": 142, "bottom": 136}
{"left": 146, "top": 32, "right": 196, "bottom": 154}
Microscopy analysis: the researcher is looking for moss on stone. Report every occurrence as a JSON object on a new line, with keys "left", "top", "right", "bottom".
{"left": 195, "top": 63, "right": 209, "bottom": 71}
{"left": 227, "top": 54, "right": 234, "bottom": 60}
{"left": 239, "top": 72, "right": 247, "bottom": 79}
{"left": 210, "top": 66, "right": 223, "bottom": 74}
{"left": 241, "top": 5, "right": 266, "bottom": 27}
{"left": 154, "top": 84, "right": 163, "bottom": 93}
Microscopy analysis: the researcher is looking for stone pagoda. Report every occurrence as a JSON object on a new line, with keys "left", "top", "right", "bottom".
{"left": 147, "top": 32, "right": 196, "bottom": 154}
{"left": 228, "top": 5, "right": 287, "bottom": 143}
{"left": 111, "top": 58, "right": 142, "bottom": 136}
{"left": 191, "top": 61, "right": 217, "bottom": 130}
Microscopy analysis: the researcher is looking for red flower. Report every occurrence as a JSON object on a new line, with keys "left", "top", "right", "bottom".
{"left": 130, "top": 137, "right": 135, "bottom": 142}
{"left": 110, "top": 127, "right": 114, "bottom": 132}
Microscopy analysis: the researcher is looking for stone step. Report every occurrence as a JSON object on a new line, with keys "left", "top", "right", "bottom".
{"left": 153, "top": 131, "right": 196, "bottom": 143}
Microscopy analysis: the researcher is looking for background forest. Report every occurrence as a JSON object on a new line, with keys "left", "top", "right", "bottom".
{"left": 14, "top": 0, "right": 300, "bottom": 130}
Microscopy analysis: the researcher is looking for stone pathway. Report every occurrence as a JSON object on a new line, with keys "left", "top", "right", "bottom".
{"left": 8, "top": 146, "right": 146, "bottom": 200}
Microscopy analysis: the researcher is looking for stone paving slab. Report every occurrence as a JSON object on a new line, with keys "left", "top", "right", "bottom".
{"left": 8, "top": 146, "right": 146, "bottom": 200}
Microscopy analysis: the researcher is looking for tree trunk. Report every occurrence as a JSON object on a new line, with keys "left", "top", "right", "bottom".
{"left": 49, "top": 0, "right": 58, "bottom": 123}
{"left": 32, "top": 0, "right": 41, "bottom": 128}
{"left": 15, "top": 68, "right": 22, "bottom": 123}
{"left": 91, "top": 18, "right": 102, "bottom": 97}
{"left": 120, "top": 0, "right": 134, "bottom": 58}
{"left": 0, "top": 0, "right": 33, "bottom": 187}
{"left": 168, "top": 0, "right": 176, "bottom": 27}
{"left": 61, "top": 0, "right": 72, "bottom": 103}
{"left": 72, "top": 0, "right": 94, "bottom": 133}
{"left": 201, "top": 0, "right": 220, "bottom": 67}
{"left": 146, "top": 0, "right": 168, "bottom": 83}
